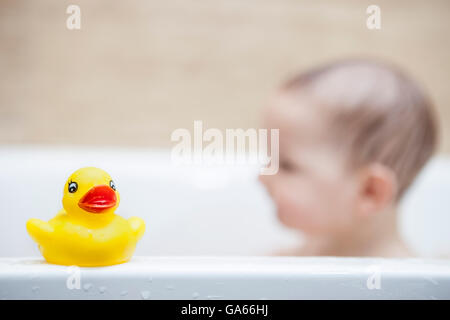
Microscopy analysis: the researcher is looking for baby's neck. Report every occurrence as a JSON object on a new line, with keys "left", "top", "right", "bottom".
{"left": 301, "top": 209, "right": 412, "bottom": 257}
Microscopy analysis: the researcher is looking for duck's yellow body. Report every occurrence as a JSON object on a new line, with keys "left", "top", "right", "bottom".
{"left": 26, "top": 167, "right": 145, "bottom": 267}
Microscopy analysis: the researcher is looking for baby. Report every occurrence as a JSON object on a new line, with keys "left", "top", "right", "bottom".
{"left": 259, "top": 58, "right": 438, "bottom": 257}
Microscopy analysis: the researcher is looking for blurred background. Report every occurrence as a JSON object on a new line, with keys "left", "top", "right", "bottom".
{"left": 1, "top": 1, "right": 450, "bottom": 258}
{"left": 1, "top": 0, "right": 449, "bottom": 151}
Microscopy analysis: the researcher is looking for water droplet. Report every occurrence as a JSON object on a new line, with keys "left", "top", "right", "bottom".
{"left": 192, "top": 292, "right": 199, "bottom": 299}
{"left": 83, "top": 283, "right": 93, "bottom": 292}
{"left": 120, "top": 290, "right": 128, "bottom": 296}
{"left": 140, "top": 290, "right": 151, "bottom": 300}
{"left": 30, "top": 274, "right": 39, "bottom": 281}
{"left": 31, "top": 286, "right": 40, "bottom": 293}
{"left": 147, "top": 276, "right": 153, "bottom": 283}
{"left": 98, "top": 286, "right": 107, "bottom": 294}
{"left": 425, "top": 277, "right": 439, "bottom": 285}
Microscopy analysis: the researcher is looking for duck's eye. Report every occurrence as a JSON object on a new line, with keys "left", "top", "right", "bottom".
{"left": 68, "top": 181, "right": 78, "bottom": 193}
{"left": 109, "top": 180, "right": 116, "bottom": 191}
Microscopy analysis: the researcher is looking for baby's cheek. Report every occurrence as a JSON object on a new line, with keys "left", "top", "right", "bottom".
{"left": 274, "top": 187, "right": 308, "bottom": 227}
{"left": 281, "top": 187, "right": 333, "bottom": 232}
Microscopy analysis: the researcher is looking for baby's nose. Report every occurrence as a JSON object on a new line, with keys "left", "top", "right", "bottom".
{"left": 258, "top": 173, "right": 269, "bottom": 186}
{"left": 258, "top": 174, "right": 264, "bottom": 183}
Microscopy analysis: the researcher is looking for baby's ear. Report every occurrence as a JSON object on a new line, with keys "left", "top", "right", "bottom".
{"left": 356, "top": 163, "right": 398, "bottom": 216}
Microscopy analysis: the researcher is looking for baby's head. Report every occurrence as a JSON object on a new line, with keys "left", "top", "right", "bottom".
{"left": 260, "top": 58, "right": 437, "bottom": 235}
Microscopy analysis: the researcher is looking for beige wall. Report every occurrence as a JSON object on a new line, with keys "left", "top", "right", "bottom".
{"left": 1, "top": 0, "right": 449, "bottom": 153}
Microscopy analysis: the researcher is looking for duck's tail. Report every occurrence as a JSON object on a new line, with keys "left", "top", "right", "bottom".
{"left": 26, "top": 218, "right": 54, "bottom": 245}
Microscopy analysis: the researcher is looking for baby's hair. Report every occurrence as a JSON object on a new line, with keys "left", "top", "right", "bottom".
{"left": 282, "top": 58, "right": 438, "bottom": 198}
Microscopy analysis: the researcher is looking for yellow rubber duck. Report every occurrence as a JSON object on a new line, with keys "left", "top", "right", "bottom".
{"left": 26, "top": 167, "right": 145, "bottom": 267}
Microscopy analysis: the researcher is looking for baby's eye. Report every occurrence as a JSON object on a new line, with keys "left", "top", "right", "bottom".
{"left": 68, "top": 181, "right": 78, "bottom": 193}
{"left": 109, "top": 180, "right": 116, "bottom": 191}
{"left": 280, "top": 160, "right": 295, "bottom": 172}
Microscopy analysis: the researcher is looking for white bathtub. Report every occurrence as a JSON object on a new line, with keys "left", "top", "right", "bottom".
{"left": 0, "top": 146, "right": 449, "bottom": 299}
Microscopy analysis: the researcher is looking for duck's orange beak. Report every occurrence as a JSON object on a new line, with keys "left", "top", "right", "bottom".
{"left": 78, "top": 185, "right": 117, "bottom": 213}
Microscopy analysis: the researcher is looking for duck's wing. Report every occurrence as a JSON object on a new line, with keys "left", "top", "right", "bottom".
{"left": 128, "top": 217, "right": 145, "bottom": 241}
{"left": 26, "top": 218, "right": 54, "bottom": 245}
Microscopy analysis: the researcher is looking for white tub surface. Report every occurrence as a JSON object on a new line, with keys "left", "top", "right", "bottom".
{"left": 1, "top": 257, "right": 450, "bottom": 300}
{"left": 0, "top": 146, "right": 449, "bottom": 257}
{"left": 1, "top": 146, "right": 450, "bottom": 300}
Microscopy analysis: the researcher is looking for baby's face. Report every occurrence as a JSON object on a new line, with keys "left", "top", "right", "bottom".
{"left": 260, "top": 93, "right": 360, "bottom": 235}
